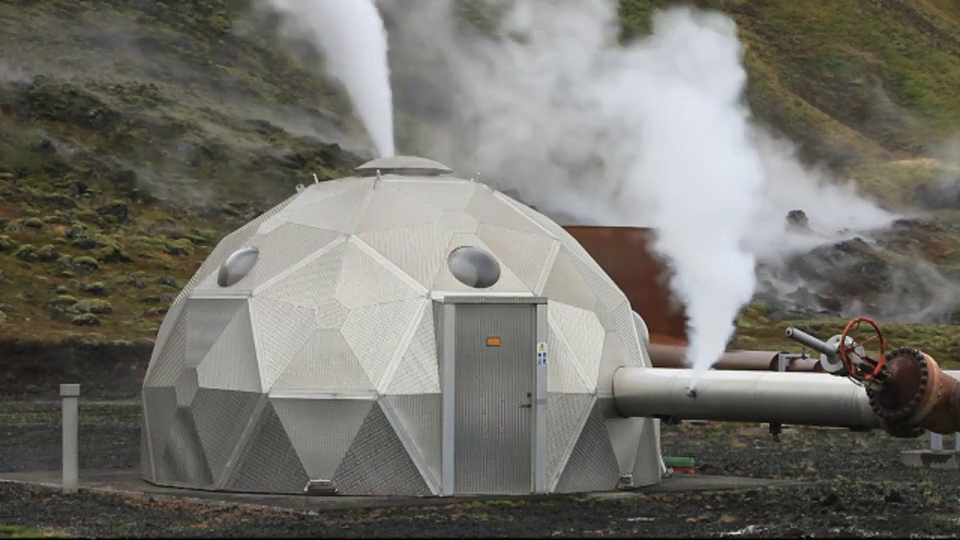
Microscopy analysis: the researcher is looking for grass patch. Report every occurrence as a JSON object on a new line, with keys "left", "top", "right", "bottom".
{"left": 0, "top": 525, "right": 65, "bottom": 539}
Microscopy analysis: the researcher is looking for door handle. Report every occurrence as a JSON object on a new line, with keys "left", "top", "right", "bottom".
{"left": 520, "top": 392, "right": 533, "bottom": 408}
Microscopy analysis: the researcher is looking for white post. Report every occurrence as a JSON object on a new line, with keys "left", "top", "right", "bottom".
{"left": 929, "top": 431, "right": 944, "bottom": 452}
{"left": 60, "top": 384, "right": 80, "bottom": 494}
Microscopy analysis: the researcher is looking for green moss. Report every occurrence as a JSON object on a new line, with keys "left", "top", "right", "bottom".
{"left": 0, "top": 236, "right": 18, "bottom": 252}
{"left": 72, "top": 256, "right": 100, "bottom": 275}
{"left": 0, "top": 525, "right": 48, "bottom": 538}
{"left": 50, "top": 295, "right": 77, "bottom": 307}
{"left": 14, "top": 245, "right": 38, "bottom": 262}
{"left": 20, "top": 217, "right": 43, "bottom": 229}
{"left": 75, "top": 298, "right": 113, "bottom": 315}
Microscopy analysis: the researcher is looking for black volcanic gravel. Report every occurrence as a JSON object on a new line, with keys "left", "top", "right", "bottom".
{"left": 2, "top": 402, "right": 960, "bottom": 538}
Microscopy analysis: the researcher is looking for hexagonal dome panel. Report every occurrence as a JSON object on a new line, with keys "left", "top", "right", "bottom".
{"left": 141, "top": 158, "right": 662, "bottom": 496}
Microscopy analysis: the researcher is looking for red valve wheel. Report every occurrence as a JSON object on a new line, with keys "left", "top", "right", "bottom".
{"left": 839, "top": 317, "right": 886, "bottom": 382}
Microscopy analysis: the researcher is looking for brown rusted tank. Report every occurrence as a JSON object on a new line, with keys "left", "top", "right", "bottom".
{"left": 562, "top": 226, "right": 820, "bottom": 372}
{"left": 562, "top": 226, "right": 688, "bottom": 341}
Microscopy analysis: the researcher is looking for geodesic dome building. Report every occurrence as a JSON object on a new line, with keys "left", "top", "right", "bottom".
{"left": 140, "top": 156, "right": 663, "bottom": 496}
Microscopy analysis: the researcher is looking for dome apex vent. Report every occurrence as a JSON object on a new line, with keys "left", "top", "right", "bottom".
{"left": 356, "top": 155, "right": 453, "bottom": 177}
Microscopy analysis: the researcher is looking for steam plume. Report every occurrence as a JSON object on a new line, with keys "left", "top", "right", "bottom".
{"left": 382, "top": 0, "right": 897, "bottom": 373}
{"left": 259, "top": 0, "right": 395, "bottom": 157}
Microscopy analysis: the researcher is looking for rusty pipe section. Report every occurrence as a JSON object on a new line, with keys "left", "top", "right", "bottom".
{"left": 646, "top": 343, "right": 823, "bottom": 372}
{"left": 613, "top": 368, "right": 881, "bottom": 429}
{"left": 866, "top": 348, "right": 960, "bottom": 436}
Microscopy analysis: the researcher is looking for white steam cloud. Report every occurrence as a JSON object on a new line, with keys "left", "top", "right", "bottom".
{"left": 594, "top": 10, "right": 764, "bottom": 380}
{"left": 381, "top": 0, "right": 897, "bottom": 373}
{"left": 259, "top": 0, "right": 395, "bottom": 157}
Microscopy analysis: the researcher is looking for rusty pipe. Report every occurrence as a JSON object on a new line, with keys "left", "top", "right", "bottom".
{"left": 646, "top": 343, "right": 824, "bottom": 372}
{"left": 867, "top": 347, "right": 960, "bottom": 436}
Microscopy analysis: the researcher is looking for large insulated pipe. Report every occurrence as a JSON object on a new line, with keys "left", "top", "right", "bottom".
{"left": 613, "top": 368, "right": 881, "bottom": 429}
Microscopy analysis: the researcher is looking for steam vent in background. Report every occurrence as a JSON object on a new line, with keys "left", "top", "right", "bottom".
{"left": 141, "top": 155, "right": 663, "bottom": 497}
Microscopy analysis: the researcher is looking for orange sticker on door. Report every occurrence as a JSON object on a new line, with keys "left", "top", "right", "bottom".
{"left": 486, "top": 337, "right": 501, "bottom": 347}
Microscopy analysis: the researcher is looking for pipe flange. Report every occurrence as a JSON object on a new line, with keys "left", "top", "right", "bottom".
{"left": 866, "top": 347, "right": 926, "bottom": 422}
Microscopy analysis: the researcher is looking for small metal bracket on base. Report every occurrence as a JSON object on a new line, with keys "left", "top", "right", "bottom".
{"left": 304, "top": 479, "right": 338, "bottom": 496}
{"left": 900, "top": 450, "right": 960, "bottom": 469}
{"left": 901, "top": 432, "right": 960, "bottom": 469}
{"left": 616, "top": 474, "right": 634, "bottom": 490}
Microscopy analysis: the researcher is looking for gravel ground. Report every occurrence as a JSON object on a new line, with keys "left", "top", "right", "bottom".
{"left": 2, "top": 401, "right": 959, "bottom": 538}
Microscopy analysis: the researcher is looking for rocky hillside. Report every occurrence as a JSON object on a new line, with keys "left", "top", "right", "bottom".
{"left": 0, "top": 0, "right": 959, "bottom": 360}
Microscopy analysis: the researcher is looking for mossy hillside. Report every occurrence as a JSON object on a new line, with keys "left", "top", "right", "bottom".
{"left": 0, "top": 0, "right": 370, "bottom": 341}
{"left": 621, "top": 0, "right": 960, "bottom": 169}
{"left": 2, "top": 0, "right": 960, "bottom": 348}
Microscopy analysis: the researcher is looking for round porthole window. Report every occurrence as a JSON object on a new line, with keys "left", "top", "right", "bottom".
{"left": 217, "top": 247, "right": 260, "bottom": 287}
{"left": 447, "top": 246, "right": 501, "bottom": 289}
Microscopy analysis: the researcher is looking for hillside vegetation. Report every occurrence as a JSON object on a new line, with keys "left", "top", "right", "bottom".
{"left": 1, "top": 0, "right": 959, "bottom": 362}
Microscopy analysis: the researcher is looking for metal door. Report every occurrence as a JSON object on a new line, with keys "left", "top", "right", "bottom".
{"left": 454, "top": 303, "right": 536, "bottom": 494}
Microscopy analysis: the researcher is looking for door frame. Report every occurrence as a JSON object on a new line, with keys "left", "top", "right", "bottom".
{"left": 437, "top": 295, "right": 548, "bottom": 496}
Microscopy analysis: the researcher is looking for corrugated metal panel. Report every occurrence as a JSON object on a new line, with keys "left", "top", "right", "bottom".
{"left": 548, "top": 302, "right": 605, "bottom": 391}
{"left": 271, "top": 329, "right": 374, "bottom": 392}
{"left": 189, "top": 388, "right": 261, "bottom": 486}
{"left": 465, "top": 189, "right": 553, "bottom": 237}
{"left": 593, "top": 300, "right": 645, "bottom": 371}
{"left": 439, "top": 210, "right": 479, "bottom": 233}
{"left": 143, "top": 386, "right": 177, "bottom": 479}
{"left": 250, "top": 297, "right": 317, "bottom": 392}
{"left": 147, "top": 295, "right": 186, "bottom": 367}
{"left": 335, "top": 239, "right": 422, "bottom": 309}
{"left": 143, "top": 308, "right": 188, "bottom": 388}
{"left": 222, "top": 401, "right": 310, "bottom": 494}
{"left": 174, "top": 368, "right": 199, "bottom": 408}
{"left": 271, "top": 398, "right": 374, "bottom": 482}
{"left": 600, "top": 398, "right": 641, "bottom": 474}
{"left": 333, "top": 402, "right": 432, "bottom": 496}
{"left": 177, "top": 194, "right": 295, "bottom": 303}
{"left": 393, "top": 180, "right": 477, "bottom": 211}
{"left": 542, "top": 249, "right": 599, "bottom": 312}
{"left": 632, "top": 417, "right": 663, "bottom": 487}
{"left": 184, "top": 298, "right": 245, "bottom": 369}
{"left": 341, "top": 298, "right": 424, "bottom": 390}
{"left": 454, "top": 304, "right": 535, "bottom": 495}
{"left": 494, "top": 192, "right": 567, "bottom": 238}
{"left": 286, "top": 182, "right": 372, "bottom": 233}
{"left": 475, "top": 223, "right": 558, "bottom": 292}
{"left": 384, "top": 394, "right": 442, "bottom": 490}
{"left": 140, "top": 413, "right": 152, "bottom": 482}
{"left": 554, "top": 400, "right": 621, "bottom": 494}
{"left": 196, "top": 304, "right": 261, "bottom": 393}
{"left": 357, "top": 223, "right": 454, "bottom": 288}
{"left": 235, "top": 224, "right": 340, "bottom": 289}
{"left": 260, "top": 179, "right": 360, "bottom": 235}
{"left": 546, "top": 322, "right": 591, "bottom": 393}
{"left": 546, "top": 393, "right": 594, "bottom": 488}
{"left": 355, "top": 184, "right": 444, "bottom": 233}
{"left": 384, "top": 305, "right": 439, "bottom": 395}
{"left": 256, "top": 241, "right": 346, "bottom": 308}
{"left": 158, "top": 406, "right": 213, "bottom": 486}
{"left": 433, "top": 234, "right": 530, "bottom": 293}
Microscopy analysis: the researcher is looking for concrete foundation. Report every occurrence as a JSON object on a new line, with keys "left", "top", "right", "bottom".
{"left": 0, "top": 469, "right": 805, "bottom": 512}
{"left": 900, "top": 451, "right": 960, "bottom": 469}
